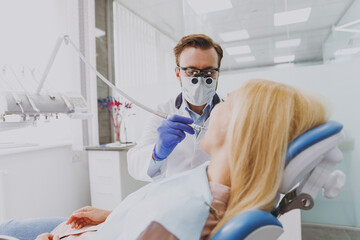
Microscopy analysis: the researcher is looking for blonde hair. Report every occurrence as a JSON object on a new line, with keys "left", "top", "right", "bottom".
{"left": 210, "top": 79, "right": 328, "bottom": 236}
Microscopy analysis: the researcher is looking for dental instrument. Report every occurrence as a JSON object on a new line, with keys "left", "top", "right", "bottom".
{"left": 8, "top": 66, "right": 40, "bottom": 114}
{"left": 0, "top": 68, "right": 90, "bottom": 126}
{"left": 0, "top": 70, "right": 25, "bottom": 116}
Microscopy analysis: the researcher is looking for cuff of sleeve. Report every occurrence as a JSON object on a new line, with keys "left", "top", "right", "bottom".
{"left": 152, "top": 146, "right": 166, "bottom": 161}
{"left": 147, "top": 155, "right": 165, "bottom": 178}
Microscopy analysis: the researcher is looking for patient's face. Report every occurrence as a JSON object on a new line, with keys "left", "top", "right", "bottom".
{"left": 201, "top": 90, "right": 236, "bottom": 154}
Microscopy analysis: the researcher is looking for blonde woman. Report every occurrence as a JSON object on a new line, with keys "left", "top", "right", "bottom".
{"left": 204, "top": 78, "right": 327, "bottom": 236}
{"left": 1, "top": 79, "right": 327, "bottom": 240}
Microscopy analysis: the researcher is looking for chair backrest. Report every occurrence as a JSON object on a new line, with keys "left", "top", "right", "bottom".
{"left": 210, "top": 121, "right": 345, "bottom": 240}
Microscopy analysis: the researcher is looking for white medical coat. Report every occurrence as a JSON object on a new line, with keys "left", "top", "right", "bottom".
{"left": 127, "top": 93, "right": 220, "bottom": 182}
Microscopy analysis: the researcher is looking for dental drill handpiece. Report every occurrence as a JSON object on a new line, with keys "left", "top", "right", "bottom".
{"left": 163, "top": 114, "right": 208, "bottom": 132}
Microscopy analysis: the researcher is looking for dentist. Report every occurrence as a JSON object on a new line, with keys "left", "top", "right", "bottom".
{"left": 127, "top": 34, "right": 223, "bottom": 181}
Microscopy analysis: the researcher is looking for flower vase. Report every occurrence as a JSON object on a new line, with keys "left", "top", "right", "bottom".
{"left": 114, "top": 115, "right": 122, "bottom": 143}
{"left": 121, "top": 119, "right": 128, "bottom": 144}
{"left": 114, "top": 116, "right": 129, "bottom": 144}
{"left": 115, "top": 124, "right": 121, "bottom": 142}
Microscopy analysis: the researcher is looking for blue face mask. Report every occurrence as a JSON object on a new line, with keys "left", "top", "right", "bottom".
{"left": 181, "top": 76, "right": 216, "bottom": 106}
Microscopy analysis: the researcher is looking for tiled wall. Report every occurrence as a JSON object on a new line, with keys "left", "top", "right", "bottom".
{"left": 95, "top": 0, "right": 114, "bottom": 144}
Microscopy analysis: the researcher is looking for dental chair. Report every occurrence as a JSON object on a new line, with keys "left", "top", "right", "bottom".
{"left": 210, "top": 121, "right": 345, "bottom": 240}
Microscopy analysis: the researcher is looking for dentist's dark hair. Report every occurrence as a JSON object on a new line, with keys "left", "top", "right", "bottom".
{"left": 174, "top": 34, "right": 223, "bottom": 68}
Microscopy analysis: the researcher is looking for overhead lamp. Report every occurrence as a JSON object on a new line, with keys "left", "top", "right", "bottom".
{"left": 219, "top": 30, "right": 250, "bottom": 42}
{"left": 275, "top": 38, "right": 301, "bottom": 48}
{"left": 274, "top": 55, "right": 295, "bottom": 63}
{"left": 334, "top": 47, "right": 360, "bottom": 56}
{"left": 274, "top": 8, "right": 311, "bottom": 26}
{"left": 185, "top": 0, "right": 232, "bottom": 15}
{"left": 225, "top": 45, "right": 251, "bottom": 55}
{"left": 235, "top": 56, "right": 256, "bottom": 63}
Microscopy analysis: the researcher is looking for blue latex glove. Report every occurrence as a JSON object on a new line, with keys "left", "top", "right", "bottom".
{"left": 153, "top": 114, "right": 195, "bottom": 161}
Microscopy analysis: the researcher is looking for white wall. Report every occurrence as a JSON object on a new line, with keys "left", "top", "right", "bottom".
{"left": 0, "top": 0, "right": 92, "bottom": 220}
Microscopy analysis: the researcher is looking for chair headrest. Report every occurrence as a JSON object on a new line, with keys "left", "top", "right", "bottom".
{"left": 280, "top": 120, "right": 345, "bottom": 195}
{"left": 285, "top": 121, "right": 343, "bottom": 166}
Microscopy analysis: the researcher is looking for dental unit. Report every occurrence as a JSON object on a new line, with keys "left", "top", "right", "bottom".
{"left": 0, "top": 35, "right": 206, "bottom": 132}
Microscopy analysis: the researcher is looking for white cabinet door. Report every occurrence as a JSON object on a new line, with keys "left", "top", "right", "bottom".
{"left": 88, "top": 151, "right": 147, "bottom": 210}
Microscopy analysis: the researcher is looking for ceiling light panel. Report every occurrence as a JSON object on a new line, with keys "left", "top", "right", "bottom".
{"left": 235, "top": 56, "right": 256, "bottom": 63}
{"left": 186, "top": 0, "right": 232, "bottom": 15}
{"left": 219, "top": 30, "right": 250, "bottom": 42}
{"left": 275, "top": 38, "right": 301, "bottom": 48}
{"left": 274, "top": 55, "right": 295, "bottom": 63}
{"left": 274, "top": 8, "right": 311, "bottom": 26}
{"left": 334, "top": 47, "right": 360, "bottom": 56}
{"left": 225, "top": 45, "right": 251, "bottom": 55}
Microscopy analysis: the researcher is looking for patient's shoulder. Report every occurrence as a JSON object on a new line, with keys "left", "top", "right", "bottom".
{"left": 200, "top": 182, "right": 230, "bottom": 239}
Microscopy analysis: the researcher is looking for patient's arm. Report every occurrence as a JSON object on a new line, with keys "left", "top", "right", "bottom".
{"left": 66, "top": 206, "right": 112, "bottom": 229}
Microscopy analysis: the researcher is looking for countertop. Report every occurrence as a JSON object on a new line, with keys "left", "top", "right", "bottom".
{"left": 85, "top": 142, "right": 136, "bottom": 151}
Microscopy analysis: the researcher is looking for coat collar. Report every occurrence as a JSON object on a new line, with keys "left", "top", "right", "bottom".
{"left": 175, "top": 93, "right": 221, "bottom": 111}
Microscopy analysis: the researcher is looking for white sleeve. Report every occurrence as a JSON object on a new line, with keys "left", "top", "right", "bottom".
{"left": 147, "top": 157, "right": 165, "bottom": 178}
{"left": 127, "top": 113, "right": 164, "bottom": 182}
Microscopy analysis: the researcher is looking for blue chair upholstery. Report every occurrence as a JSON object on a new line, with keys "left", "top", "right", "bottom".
{"left": 211, "top": 210, "right": 283, "bottom": 240}
{"left": 285, "top": 121, "right": 343, "bottom": 166}
{"left": 210, "top": 121, "right": 345, "bottom": 240}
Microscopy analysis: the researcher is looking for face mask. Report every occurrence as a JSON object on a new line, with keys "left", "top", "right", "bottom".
{"left": 181, "top": 76, "right": 217, "bottom": 106}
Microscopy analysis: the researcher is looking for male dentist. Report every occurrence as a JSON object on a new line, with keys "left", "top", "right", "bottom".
{"left": 127, "top": 34, "right": 223, "bottom": 181}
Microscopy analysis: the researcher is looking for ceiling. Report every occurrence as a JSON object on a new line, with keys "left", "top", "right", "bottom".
{"left": 115, "top": 0, "right": 355, "bottom": 71}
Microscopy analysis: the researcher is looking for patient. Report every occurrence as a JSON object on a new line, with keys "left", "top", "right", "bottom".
{"left": 1, "top": 79, "right": 327, "bottom": 240}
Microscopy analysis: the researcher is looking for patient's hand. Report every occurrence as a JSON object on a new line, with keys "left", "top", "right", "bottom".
{"left": 35, "top": 233, "right": 60, "bottom": 240}
{"left": 66, "top": 206, "right": 112, "bottom": 229}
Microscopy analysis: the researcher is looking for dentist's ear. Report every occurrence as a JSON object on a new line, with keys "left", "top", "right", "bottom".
{"left": 175, "top": 67, "right": 182, "bottom": 86}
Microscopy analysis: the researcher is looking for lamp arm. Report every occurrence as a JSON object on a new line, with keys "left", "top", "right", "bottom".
{"left": 64, "top": 35, "right": 168, "bottom": 119}
{"left": 36, "top": 36, "right": 64, "bottom": 94}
